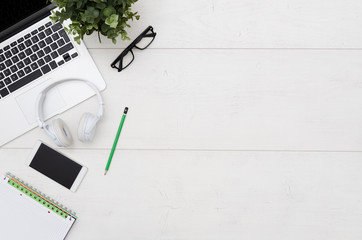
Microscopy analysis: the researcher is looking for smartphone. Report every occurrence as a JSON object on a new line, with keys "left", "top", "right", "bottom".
{"left": 25, "top": 141, "right": 87, "bottom": 192}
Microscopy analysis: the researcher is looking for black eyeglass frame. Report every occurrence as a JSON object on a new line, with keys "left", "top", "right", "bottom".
{"left": 111, "top": 26, "right": 156, "bottom": 72}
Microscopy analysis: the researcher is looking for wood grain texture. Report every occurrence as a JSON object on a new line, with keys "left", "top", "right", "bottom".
{"left": 5, "top": 49, "right": 362, "bottom": 151}
{"left": 1, "top": 149, "right": 362, "bottom": 240}
{"left": 83, "top": 0, "right": 362, "bottom": 49}
{"left": 2, "top": 0, "right": 362, "bottom": 239}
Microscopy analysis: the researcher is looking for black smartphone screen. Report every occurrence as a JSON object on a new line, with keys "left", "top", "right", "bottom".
{"left": 29, "top": 143, "right": 82, "bottom": 189}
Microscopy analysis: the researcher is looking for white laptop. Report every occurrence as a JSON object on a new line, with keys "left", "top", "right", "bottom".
{"left": 0, "top": 1, "right": 106, "bottom": 146}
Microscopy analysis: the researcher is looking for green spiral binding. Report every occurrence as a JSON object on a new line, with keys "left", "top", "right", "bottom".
{"left": 6, "top": 173, "right": 76, "bottom": 220}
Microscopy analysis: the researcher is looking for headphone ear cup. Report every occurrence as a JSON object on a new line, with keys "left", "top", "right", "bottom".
{"left": 78, "top": 113, "right": 99, "bottom": 142}
{"left": 49, "top": 118, "right": 73, "bottom": 147}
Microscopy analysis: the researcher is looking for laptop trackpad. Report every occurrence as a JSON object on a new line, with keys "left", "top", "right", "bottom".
{"left": 16, "top": 82, "right": 66, "bottom": 124}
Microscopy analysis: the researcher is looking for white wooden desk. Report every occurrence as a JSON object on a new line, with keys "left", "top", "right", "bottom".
{"left": 2, "top": 0, "right": 362, "bottom": 239}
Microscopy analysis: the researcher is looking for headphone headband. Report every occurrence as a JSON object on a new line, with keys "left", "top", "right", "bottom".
{"left": 36, "top": 79, "right": 104, "bottom": 129}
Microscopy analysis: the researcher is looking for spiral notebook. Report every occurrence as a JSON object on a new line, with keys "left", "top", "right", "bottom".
{"left": 0, "top": 173, "right": 77, "bottom": 240}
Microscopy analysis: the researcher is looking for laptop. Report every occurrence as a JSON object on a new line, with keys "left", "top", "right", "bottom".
{"left": 0, "top": 1, "right": 106, "bottom": 146}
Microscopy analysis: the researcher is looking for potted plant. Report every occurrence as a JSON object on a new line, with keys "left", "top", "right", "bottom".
{"left": 50, "top": 0, "right": 140, "bottom": 44}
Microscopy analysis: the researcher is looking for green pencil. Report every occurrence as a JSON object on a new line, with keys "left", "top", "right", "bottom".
{"left": 104, "top": 107, "right": 128, "bottom": 175}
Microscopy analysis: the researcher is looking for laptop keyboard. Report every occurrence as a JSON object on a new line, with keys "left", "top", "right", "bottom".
{"left": 0, "top": 21, "right": 78, "bottom": 100}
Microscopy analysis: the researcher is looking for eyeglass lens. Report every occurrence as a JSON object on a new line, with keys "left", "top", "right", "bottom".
{"left": 135, "top": 31, "right": 155, "bottom": 50}
{"left": 119, "top": 50, "right": 135, "bottom": 71}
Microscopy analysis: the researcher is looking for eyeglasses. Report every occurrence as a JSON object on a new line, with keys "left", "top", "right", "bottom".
{"left": 111, "top": 26, "right": 156, "bottom": 72}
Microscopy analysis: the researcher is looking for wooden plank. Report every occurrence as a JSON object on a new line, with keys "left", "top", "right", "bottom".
{"left": 5, "top": 49, "right": 362, "bottom": 151}
{"left": 1, "top": 149, "right": 362, "bottom": 239}
{"left": 83, "top": 0, "right": 362, "bottom": 49}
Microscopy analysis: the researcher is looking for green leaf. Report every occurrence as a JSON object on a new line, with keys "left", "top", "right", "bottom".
{"left": 105, "top": 14, "right": 119, "bottom": 28}
{"left": 103, "top": 6, "right": 116, "bottom": 17}
{"left": 101, "top": 23, "right": 110, "bottom": 32}
{"left": 96, "top": 3, "right": 106, "bottom": 9}
{"left": 76, "top": 0, "right": 82, "bottom": 9}
{"left": 85, "top": 6, "right": 99, "bottom": 18}
{"left": 50, "top": 0, "right": 140, "bottom": 45}
{"left": 74, "top": 36, "right": 81, "bottom": 44}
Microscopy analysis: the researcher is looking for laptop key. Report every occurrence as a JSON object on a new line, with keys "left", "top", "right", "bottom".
{"left": 11, "top": 47, "right": 19, "bottom": 55}
{"left": 45, "top": 28, "right": 52, "bottom": 36}
{"left": 51, "top": 51, "right": 58, "bottom": 59}
{"left": 31, "top": 44, "right": 39, "bottom": 52}
{"left": 18, "top": 43, "right": 25, "bottom": 51}
{"left": 0, "top": 63, "right": 5, "bottom": 70}
{"left": 38, "top": 40, "right": 46, "bottom": 48}
{"left": 58, "top": 43, "right": 73, "bottom": 55}
{"left": 0, "top": 54, "right": 4, "bottom": 62}
{"left": 24, "top": 57, "right": 31, "bottom": 65}
{"left": 4, "top": 69, "right": 11, "bottom": 76}
{"left": 45, "top": 36, "right": 52, "bottom": 44}
{"left": 11, "top": 56, "right": 19, "bottom": 64}
{"left": 38, "top": 32, "right": 46, "bottom": 40}
{"left": 49, "top": 61, "right": 57, "bottom": 69}
{"left": 71, "top": 52, "right": 78, "bottom": 58}
{"left": 57, "top": 38, "right": 65, "bottom": 47}
{"left": 18, "top": 70, "right": 25, "bottom": 78}
{"left": 31, "top": 35, "right": 39, "bottom": 43}
{"left": 10, "top": 41, "right": 17, "bottom": 47}
{"left": 38, "top": 26, "right": 45, "bottom": 31}
{"left": 4, "top": 78, "right": 11, "bottom": 85}
{"left": 10, "top": 74, "right": 18, "bottom": 81}
{"left": 25, "top": 48, "right": 33, "bottom": 56}
{"left": 10, "top": 65, "right": 18, "bottom": 73}
{"left": 44, "top": 46, "right": 51, "bottom": 54}
{"left": 31, "top": 29, "right": 38, "bottom": 35}
{"left": 0, "top": 87, "right": 9, "bottom": 97}
{"left": 37, "top": 50, "right": 45, "bottom": 58}
{"left": 0, "top": 72, "right": 4, "bottom": 80}
{"left": 8, "top": 69, "right": 42, "bottom": 93}
{"left": 24, "top": 66, "right": 31, "bottom": 74}
{"left": 4, "top": 51, "right": 12, "bottom": 58}
{"left": 50, "top": 42, "right": 58, "bottom": 50}
{"left": 25, "top": 39, "right": 32, "bottom": 47}
{"left": 5, "top": 60, "right": 12, "bottom": 67}
{"left": 17, "top": 61, "right": 24, "bottom": 69}
{"left": 4, "top": 45, "right": 10, "bottom": 51}
{"left": 37, "top": 59, "right": 45, "bottom": 67}
{"left": 58, "top": 29, "right": 67, "bottom": 38}
{"left": 17, "top": 37, "right": 24, "bottom": 43}
{"left": 51, "top": 22, "right": 63, "bottom": 32}
{"left": 44, "top": 55, "right": 51, "bottom": 63}
{"left": 24, "top": 34, "right": 31, "bottom": 39}
{"left": 30, "top": 63, "right": 38, "bottom": 70}
{"left": 52, "top": 32, "right": 60, "bottom": 41}
{"left": 18, "top": 52, "right": 26, "bottom": 59}
{"left": 41, "top": 64, "right": 51, "bottom": 74}
{"left": 0, "top": 81, "right": 4, "bottom": 89}
{"left": 45, "top": 22, "right": 52, "bottom": 27}
{"left": 58, "top": 60, "right": 64, "bottom": 66}
{"left": 63, "top": 34, "right": 70, "bottom": 43}
{"left": 30, "top": 54, "right": 38, "bottom": 62}
{"left": 63, "top": 53, "right": 71, "bottom": 62}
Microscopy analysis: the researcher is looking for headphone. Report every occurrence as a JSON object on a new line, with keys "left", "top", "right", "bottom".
{"left": 36, "top": 79, "right": 104, "bottom": 147}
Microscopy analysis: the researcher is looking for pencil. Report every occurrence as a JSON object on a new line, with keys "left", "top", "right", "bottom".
{"left": 104, "top": 107, "right": 128, "bottom": 175}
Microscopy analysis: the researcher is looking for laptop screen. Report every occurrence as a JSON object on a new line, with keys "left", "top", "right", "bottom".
{"left": 0, "top": 1, "right": 54, "bottom": 42}
{"left": 0, "top": 1, "right": 51, "bottom": 32}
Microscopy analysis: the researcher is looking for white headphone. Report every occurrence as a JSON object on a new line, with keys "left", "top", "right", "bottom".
{"left": 36, "top": 79, "right": 104, "bottom": 147}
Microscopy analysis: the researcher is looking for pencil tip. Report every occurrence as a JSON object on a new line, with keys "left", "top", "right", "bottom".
{"left": 104, "top": 171, "right": 107, "bottom": 175}
{"left": 124, "top": 107, "right": 128, "bottom": 114}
